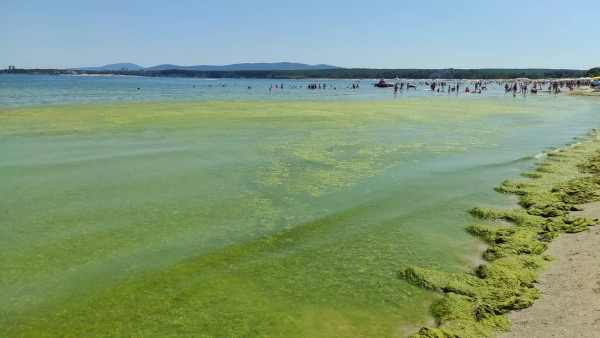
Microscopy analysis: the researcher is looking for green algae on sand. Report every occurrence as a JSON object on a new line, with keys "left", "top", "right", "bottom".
{"left": 400, "top": 130, "right": 600, "bottom": 337}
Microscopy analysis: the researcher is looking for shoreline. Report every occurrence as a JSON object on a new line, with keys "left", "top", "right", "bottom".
{"left": 568, "top": 87, "right": 600, "bottom": 97}
{"left": 401, "top": 130, "right": 600, "bottom": 337}
{"left": 500, "top": 202, "right": 600, "bottom": 337}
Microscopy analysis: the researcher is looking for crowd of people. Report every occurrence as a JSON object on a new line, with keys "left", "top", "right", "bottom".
{"left": 262, "top": 78, "right": 595, "bottom": 96}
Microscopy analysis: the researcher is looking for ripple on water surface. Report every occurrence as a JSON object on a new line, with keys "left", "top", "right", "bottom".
{"left": 1, "top": 97, "right": 599, "bottom": 336}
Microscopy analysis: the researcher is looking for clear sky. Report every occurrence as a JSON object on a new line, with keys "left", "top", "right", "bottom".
{"left": 1, "top": 0, "right": 598, "bottom": 70}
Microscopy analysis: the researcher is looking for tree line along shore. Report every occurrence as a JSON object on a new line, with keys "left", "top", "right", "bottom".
{"left": 3, "top": 67, "right": 599, "bottom": 80}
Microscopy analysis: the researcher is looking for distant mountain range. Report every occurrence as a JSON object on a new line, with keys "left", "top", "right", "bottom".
{"left": 72, "top": 62, "right": 342, "bottom": 71}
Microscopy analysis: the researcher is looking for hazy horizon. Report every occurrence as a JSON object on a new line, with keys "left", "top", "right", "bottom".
{"left": 4, "top": 61, "right": 593, "bottom": 71}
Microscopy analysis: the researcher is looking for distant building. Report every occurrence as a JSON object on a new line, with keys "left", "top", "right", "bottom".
{"left": 8, "top": 65, "right": 16, "bottom": 70}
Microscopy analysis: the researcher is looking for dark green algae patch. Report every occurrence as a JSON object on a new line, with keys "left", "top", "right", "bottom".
{"left": 399, "top": 130, "right": 600, "bottom": 337}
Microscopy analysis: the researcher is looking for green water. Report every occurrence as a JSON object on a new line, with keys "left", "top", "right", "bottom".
{"left": 1, "top": 98, "right": 598, "bottom": 336}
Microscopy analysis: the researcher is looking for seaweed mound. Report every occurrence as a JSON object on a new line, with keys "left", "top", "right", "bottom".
{"left": 399, "top": 131, "right": 600, "bottom": 337}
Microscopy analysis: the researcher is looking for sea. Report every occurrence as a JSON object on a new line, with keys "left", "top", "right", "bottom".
{"left": 1, "top": 74, "right": 599, "bottom": 337}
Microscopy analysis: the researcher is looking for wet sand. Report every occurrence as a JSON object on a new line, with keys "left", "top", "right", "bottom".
{"left": 500, "top": 202, "right": 600, "bottom": 337}
{"left": 568, "top": 87, "right": 600, "bottom": 97}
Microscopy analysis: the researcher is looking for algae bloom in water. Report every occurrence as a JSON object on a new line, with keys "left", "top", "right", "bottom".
{"left": 401, "top": 130, "right": 600, "bottom": 337}
{"left": 1, "top": 97, "right": 600, "bottom": 337}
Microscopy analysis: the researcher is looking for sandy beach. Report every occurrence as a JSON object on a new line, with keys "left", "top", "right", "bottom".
{"left": 568, "top": 87, "right": 600, "bottom": 97}
{"left": 500, "top": 202, "right": 600, "bottom": 337}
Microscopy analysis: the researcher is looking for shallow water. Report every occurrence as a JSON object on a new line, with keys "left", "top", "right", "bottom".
{"left": 1, "top": 77, "right": 599, "bottom": 336}
{"left": 0, "top": 74, "right": 548, "bottom": 107}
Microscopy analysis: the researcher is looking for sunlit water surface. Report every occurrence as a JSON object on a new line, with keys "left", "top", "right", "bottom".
{"left": 1, "top": 75, "right": 599, "bottom": 336}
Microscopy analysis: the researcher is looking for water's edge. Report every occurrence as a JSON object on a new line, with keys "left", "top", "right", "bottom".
{"left": 401, "top": 130, "right": 600, "bottom": 337}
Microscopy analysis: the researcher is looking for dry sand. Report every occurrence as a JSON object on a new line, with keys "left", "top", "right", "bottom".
{"left": 500, "top": 202, "right": 600, "bottom": 337}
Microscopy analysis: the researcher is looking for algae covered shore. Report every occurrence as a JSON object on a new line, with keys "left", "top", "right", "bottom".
{"left": 401, "top": 130, "right": 600, "bottom": 337}
{"left": 1, "top": 97, "right": 600, "bottom": 337}
{"left": 501, "top": 202, "right": 600, "bottom": 337}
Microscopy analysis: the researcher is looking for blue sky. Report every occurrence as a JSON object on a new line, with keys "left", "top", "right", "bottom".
{"left": 1, "top": 0, "right": 598, "bottom": 69}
